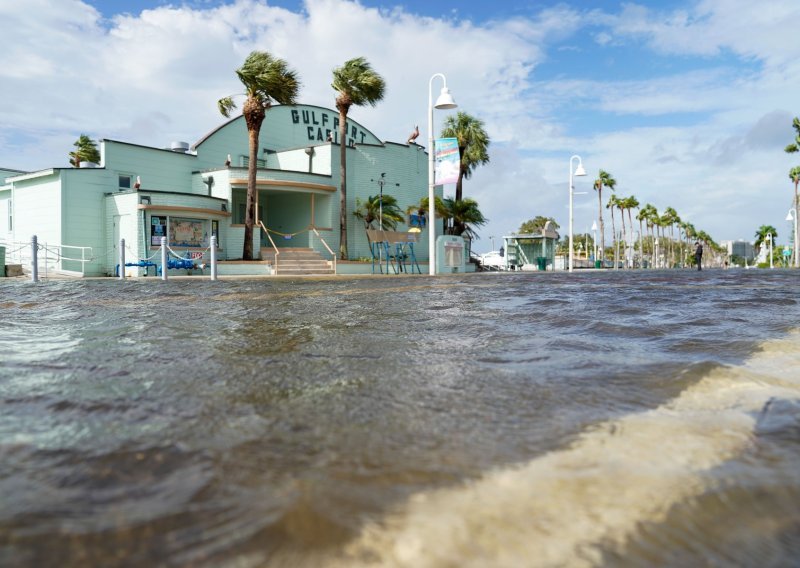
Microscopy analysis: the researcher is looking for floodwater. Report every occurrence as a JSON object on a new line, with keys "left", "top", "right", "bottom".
{"left": 1, "top": 269, "right": 799, "bottom": 567}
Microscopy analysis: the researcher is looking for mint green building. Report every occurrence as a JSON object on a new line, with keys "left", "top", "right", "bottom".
{"left": 0, "top": 105, "right": 437, "bottom": 277}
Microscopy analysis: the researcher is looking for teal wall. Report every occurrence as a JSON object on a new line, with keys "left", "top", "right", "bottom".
{"left": 5, "top": 103, "right": 434, "bottom": 273}
{"left": 102, "top": 141, "right": 197, "bottom": 194}
{"left": 194, "top": 105, "right": 381, "bottom": 170}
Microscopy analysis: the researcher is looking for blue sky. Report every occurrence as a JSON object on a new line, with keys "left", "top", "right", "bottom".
{"left": 2, "top": 0, "right": 799, "bottom": 252}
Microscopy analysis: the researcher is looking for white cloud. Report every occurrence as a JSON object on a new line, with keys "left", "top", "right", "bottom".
{"left": 0, "top": 0, "right": 798, "bottom": 250}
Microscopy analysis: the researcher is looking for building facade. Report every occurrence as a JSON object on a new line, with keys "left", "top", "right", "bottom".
{"left": 0, "top": 104, "right": 437, "bottom": 277}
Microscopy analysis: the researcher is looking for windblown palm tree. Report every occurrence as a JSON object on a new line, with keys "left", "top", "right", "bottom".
{"left": 332, "top": 57, "right": 386, "bottom": 260}
{"left": 69, "top": 134, "right": 101, "bottom": 167}
{"left": 440, "top": 112, "right": 490, "bottom": 202}
{"left": 623, "top": 196, "right": 639, "bottom": 268}
{"left": 785, "top": 117, "right": 800, "bottom": 153}
{"left": 636, "top": 205, "right": 649, "bottom": 267}
{"left": 754, "top": 225, "right": 778, "bottom": 257}
{"left": 594, "top": 170, "right": 616, "bottom": 265}
{"left": 606, "top": 194, "right": 622, "bottom": 269}
{"left": 442, "top": 197, "right": 487, "bottom": 239}
{"left": 789, "top": 167, "right": 800, "bottom": 267}
{"left": 218, "top": 51, "right": 300, "bottom": 260}
{"left": 353, "top": 194, "right": 404, "bottom": 230}
{"left": 662, "top": 207, "right": 680, "bottom": 268}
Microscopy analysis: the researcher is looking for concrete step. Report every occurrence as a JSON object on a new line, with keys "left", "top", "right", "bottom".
{"left": 260, "top": 248, "right": 335, "bottom": 275}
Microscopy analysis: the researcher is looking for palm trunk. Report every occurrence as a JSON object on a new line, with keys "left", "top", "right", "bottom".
{"left": 619, "top": 207, "right": 627, "bottom": 269}
{"left": 792, "top": 179, "right": 800, "bottom": 268}
{"left": 242, "top": 96, "right": 265, "bottom": 261}
{"left": 337, "top": 102, "right": 350, "bottom": 260}
{"left": 638, "top": 218, "right": 644, "bottom": 269}
{"left": 455, "top": 147, "right": 466, "bottom": 202}
{"left": 597, "top": 189, "right": 605, "bottom": 265}
{"left": 610, "top": 208, "right": 617, "bottom": 270}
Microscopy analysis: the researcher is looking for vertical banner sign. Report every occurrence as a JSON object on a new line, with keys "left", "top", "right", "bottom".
{"left": 434, "top": 137, "right": 459, "bottom": 185}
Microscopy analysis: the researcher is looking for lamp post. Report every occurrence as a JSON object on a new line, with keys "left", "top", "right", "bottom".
{"left": 428, "top": 73, "right": 457, "bottom": 275}
{"left": 371, "top": 172, "right": 399, "bottom": 230}
{"left": 766, "top": 232, "right": 773, "bottom": 269}
{"left": 787, "top": 209, "right": 798, "bottom": 268}
{"left": 591, "top": 220, "right": 598, "bottom": 265}
{"left": 568, "top": 155, "right": 587, "bottom": 273}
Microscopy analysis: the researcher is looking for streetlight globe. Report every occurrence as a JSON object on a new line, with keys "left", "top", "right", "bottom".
{"left": 591, "top": 220, "right": 598, "bottom": 231}
{"left": 787, "top": 211, "right": 794, "bottom": 222}
{"left": 574, "top": 163, "right": 587, "bottom": 177}
{"left": 434, "top": 87, "right": 457, "bottom": 109}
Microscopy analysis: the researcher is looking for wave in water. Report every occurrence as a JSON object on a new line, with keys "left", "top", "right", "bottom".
{"left": 321, "top": 330, "right": 800, "bottom": 568}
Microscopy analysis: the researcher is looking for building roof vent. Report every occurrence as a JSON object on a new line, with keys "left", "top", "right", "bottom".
{"left": 170, "top": 141, "right": 190, "bottom": 153}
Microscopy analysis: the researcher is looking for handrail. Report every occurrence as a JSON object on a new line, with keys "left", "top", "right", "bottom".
{"left": 311, "top": 226, "right": 337, "bottom": 274}
{"left": 1, "top": 238, "right": 93, "bottom": 277}
{"left": 257, "top": 220, "right": 280, "bottom": 274}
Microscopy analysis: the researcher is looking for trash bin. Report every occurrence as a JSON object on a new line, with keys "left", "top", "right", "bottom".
{"left": 536, "top": 256, "right": 547, "bottom": 271}
{"left": 594, "top": 260, "right": 602, "bottom": 269}
{"left": 0, "top": 246, "right": 5, "bottom": 277}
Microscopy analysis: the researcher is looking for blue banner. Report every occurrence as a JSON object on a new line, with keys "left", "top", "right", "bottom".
{"left": 434, "top": 137, "right": 459, "bottom": 185}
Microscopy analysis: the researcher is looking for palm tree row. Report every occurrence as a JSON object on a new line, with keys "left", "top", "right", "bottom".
{"left": 590, "top": 168, "right": 720, "bottom": 268}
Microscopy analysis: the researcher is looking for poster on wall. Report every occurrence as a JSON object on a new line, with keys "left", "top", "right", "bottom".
{"left": 169, "top": 218, "right": 207, "bottom": 247}
{"left": 150, "top": 216, "right": 166, "bottom": 246}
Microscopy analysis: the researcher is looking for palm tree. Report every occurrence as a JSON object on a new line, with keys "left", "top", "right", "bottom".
{"left": 353, "top": 193, "right": 404, "bottom": 231}
{"left": 754, "top": 224, "right": 778, "bottom": 258}
{"left": 440, "top": 112, "right": 490, "bottom": 202}
{"left": 638, "top": 204, "right": 658, "bottom": 267}
{"left": 789, "top": 166, "right": 800, "bottom": 266}
{"left": 593, "top": 170, "right": 616, "bottom": 265}
{"left": 681, "top": 221, "right": 697, "bottom": 267}
{"left": 655, "top": 214, "right": 670, "bottom": 268}
{"left": 218, "top": 51, "right": 300, "bottom": 260}
{"left": 636, "top": 205, "right": 649, "bottom": 267}
{"left": 69, "top": 134, "right": 101, "bottom": 167}
{"left": 332, "top": 57, "right": 386, "bottom": 260}
{"left": 442, "top": 197, "right": 487, "bottom": 238}
{"left": 662, "top": 207, "right": 680, "bottom": 267}
{"left": 785, "top": 117, "right": 800, "bottom": 153}
{"left": 624, "top": 196, "right": 639, "bottom": 268}
{"left": 606, "top": 194, "right": 621, "bottom": 269}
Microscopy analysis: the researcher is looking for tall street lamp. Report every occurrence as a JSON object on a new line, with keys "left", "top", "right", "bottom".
{"left": 591, "top": 220, "right": 598, "bottom": 265}
{"left": 568, "top": 155, "right": 587, "bottom": 273}
{"left": 428, "top": 73, "right": 457, "bottom": 275}
{"left": 788, "top": 208, "right": 798, "bottom": 268}
{"left": 767, "top": 232, "right": 773, "bottom": 269}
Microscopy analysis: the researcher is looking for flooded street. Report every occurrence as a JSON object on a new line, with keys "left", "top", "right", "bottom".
{"left": 1, "top": 270, "right": 799, "bottom": 567}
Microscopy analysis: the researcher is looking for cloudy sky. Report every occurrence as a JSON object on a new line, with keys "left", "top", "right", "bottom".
{"left": 2, "top": 0, "right": 799, "bottom": 251}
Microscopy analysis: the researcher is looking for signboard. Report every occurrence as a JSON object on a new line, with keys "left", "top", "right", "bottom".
{"left": 150, "top": 216, "right": 166, "bottom": 246}
{"left": 169, "top": 218, "right": 206, "bottom": 247}
{"left": 434, "top": 137, "right": 459, "bottom": 185}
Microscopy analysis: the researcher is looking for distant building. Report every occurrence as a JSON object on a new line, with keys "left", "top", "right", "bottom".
{"left": 720, "top": 239, "right": 755, "bottom": 261}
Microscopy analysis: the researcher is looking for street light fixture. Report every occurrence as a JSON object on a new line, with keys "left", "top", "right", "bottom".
{"left": 767, "top": 232, "right": 773, "bottom": 269}
{"left": 428, "top": 73, "right": 457, "bottom": 275}
{"left": 568, "top": 155, "right": 587, "bottom": 273}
